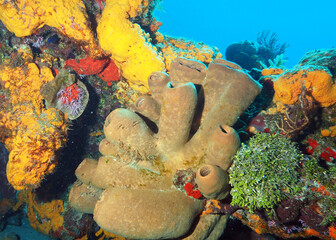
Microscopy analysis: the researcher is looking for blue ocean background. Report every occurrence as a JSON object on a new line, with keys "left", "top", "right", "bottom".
{"left": 154, "top": 0, "right": 335, "bottom": 67}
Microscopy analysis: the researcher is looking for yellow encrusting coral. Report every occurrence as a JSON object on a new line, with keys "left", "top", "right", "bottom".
{"left": 158, "top": 36, "right": 222, "bottom": 71}
{"left": 1, "top": 63, "right": 54, "bottom": 105}
{"left": 6, "top": 107, "right": 67, "bottom": 190}
{"left": 97, "top": 0, "right": 166, "bottom": 93}
{"left": 0, "top": 62, "right": 67, "bottom": 190}
{"left": 0, "top": 0, "right": 95, "bottom": 50}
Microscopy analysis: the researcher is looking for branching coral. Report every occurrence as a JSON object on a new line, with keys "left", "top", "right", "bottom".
{"left": 257, "top": 30, "right": 289, "bottom": 61}
{"left": 69, "top": 58, "right": 262, "bottom": 239}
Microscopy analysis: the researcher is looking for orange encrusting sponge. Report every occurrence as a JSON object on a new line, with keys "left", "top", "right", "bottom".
{"left": 273, "top": 68, "right": 336, "bottom": 107}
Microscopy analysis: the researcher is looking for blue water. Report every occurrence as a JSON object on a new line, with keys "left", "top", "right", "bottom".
{"left": 154, "top": 0, "right": 336, "bottom": 67}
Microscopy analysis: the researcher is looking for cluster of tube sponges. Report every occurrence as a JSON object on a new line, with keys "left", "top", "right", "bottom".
{"left": 69, "top": 58, "right": 262, "bottom": 239}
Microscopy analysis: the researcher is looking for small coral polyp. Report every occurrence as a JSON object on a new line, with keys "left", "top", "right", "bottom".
{"left": 40, "top": 69, "right": 89, "bottom": 120}
{"left": 57, "top": 83, "right": 85, "bottom": 117}
{"left": 69, "top": 58, "right": 262, "bottom": 239}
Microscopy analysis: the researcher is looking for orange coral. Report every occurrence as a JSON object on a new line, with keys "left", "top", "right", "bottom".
{"left": 17, "top": 191, "right": 64, "bottom": 236}
{"left": 0, "top": 62, "right": 67, "bottom": 190}
{"left": 321, "top": 125, "right": 336, "bottom": 137}
{"left": 261, "top": 68, "right": 284, "bottom": 76}
{"left": 273, "top": 67, "right": 336, "bottom": 107}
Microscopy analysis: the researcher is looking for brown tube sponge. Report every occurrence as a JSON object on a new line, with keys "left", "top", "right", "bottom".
{"left": 212, "top": 58, "right": 243, "bottom": 70}
{"left": 205, "top": 124, "right": 240, "bottom": 170}
{"left": 201, "top": 62, "right": 262, "bottom": 121}
{"left": 68, "top": 181, "right": 102, "bottom": 214}
{"left": 147, "top": 71, "right": 170, "bottom": 104}
{"left": 69, "top": 58, "right": 263, "bottom": 240}
{"left": 91, "top": 156, "right": 171, "bottom": 190}
{"left": 183, "top": 62, "right": 262, "bottom": 161}
{"left": 98, "top": 138, "right": 120, "bottom": 156}
{"left": 104, "top": 108, "right": 155, "bottom": 156}
{"left": 169, "top": 58, "right": 207, "bottom": 84}
{"left": 133, "top": 96, "right": 161, "bottom": 123}
{"left": 157, "top": 82, "right": 197, "bottom": 153}
{"left": 93, "top": 188, "right": 204, "bottom": 239}
{"left": 196, "top": 164, "right": 230, "bottom": 200}
{"left": 75, "top": 158, "right": 98, "bottom": 185}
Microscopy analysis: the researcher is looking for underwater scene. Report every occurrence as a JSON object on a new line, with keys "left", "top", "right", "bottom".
{"left": 0, "top": 0, "right": 335, "bottom": 240}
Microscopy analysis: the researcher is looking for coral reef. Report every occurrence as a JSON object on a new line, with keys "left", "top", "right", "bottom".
{"left": 1, "top": 0, "right": 335, "bottom": 238}
{"left": 226, "top": 49, "right": 336, "bottom": 240}
{"left": 69, "top": 57, "right": 262, "bottom": 239}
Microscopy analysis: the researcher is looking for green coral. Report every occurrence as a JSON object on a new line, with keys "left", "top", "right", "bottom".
{"left": 229, "top": 132, "right": 302, "bottom": 212}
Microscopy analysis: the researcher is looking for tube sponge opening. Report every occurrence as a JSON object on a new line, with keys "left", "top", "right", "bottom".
{"left": 196, "top": 164, "right": 230, "bottom": 200}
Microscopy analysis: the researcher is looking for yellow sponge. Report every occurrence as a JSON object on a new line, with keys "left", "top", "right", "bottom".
{"left": 97, "top": 0, "right": 165, "bottom": 92}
